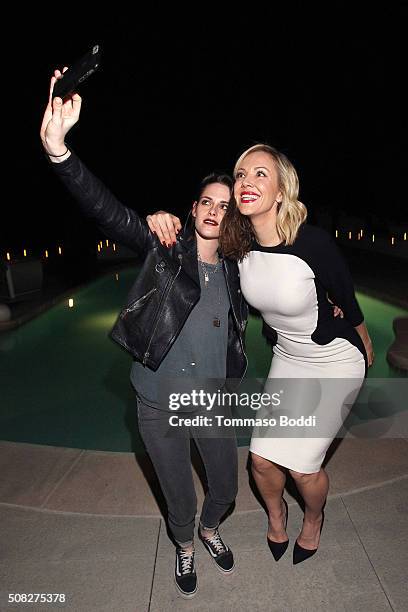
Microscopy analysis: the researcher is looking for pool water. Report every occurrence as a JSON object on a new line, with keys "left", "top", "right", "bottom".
{"left": 0, "top": 268, "right": 406, "bottom": 452}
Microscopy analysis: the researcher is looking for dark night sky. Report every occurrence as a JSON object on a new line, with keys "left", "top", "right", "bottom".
{"left": 4, "top": 2, "right": 407, "bottom": 254}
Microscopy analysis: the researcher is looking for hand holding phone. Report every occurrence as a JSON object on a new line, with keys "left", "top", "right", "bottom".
{"left": 52, "top": 44, "right": 102, "bottom": 99}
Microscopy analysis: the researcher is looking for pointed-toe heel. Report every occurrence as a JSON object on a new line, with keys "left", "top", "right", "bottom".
{"left": 267, "top": 498, "right": 289, "bottom": 562}
{"left": 292, "top": 540, "right": 317, "bottom": 564}
{"left": 293, "top": 509, "right": 325, "bottom": 565}
{"left": 267, "top": 537, "right": 289, "bottom": 561}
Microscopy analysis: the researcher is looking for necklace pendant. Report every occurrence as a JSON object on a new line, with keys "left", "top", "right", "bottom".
{"left": 204, "top": 272, "right": 209, "bottom": 283}
{"left": 213, "top": 317, "right": 220, "bottom": 327}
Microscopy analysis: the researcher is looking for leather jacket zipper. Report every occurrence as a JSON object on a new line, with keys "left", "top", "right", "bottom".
{"left": 223, "top": 261, "right": 244, "bottom": 335}
{"left": 119, "top": 288, "right": 157, "bottom": 319}
{"left": 223, "top": 261, "right": 248, "bottom": 382}
{"left": 143, "top": 263, "right": 182, "bottom": 365}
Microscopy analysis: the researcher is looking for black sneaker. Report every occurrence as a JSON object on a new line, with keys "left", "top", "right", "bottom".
{"left": 199, "top": 528, "right": 235, "bottom": 573}
{"left": 174, "top": 547, "right": 197, "bottom": 599}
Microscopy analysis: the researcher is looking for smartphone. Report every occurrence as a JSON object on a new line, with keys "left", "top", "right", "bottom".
{"left": 52, "top": 44, "right": 102, "bottom": 99}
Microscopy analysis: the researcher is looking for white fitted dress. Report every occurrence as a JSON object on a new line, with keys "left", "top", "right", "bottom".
{"left": 239, "top": 224, "right": 366, "bottom": 473}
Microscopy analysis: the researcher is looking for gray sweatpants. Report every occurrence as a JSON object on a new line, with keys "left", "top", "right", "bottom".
{"left": 136, "top": 398, "right": 238, "bottom": 546}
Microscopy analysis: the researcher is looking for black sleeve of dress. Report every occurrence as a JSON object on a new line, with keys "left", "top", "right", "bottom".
{"left": 262, "top": 319, "right": 278, "bottom": 346}
{"left": 316, "top": 231, "right": 364, "bottom": 327}
{"left": 47, "top": 151, "right": 154, "bottom": 255}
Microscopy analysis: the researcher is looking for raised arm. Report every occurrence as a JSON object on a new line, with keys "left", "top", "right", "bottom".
{"left": 40, "top": 68, "right": 77, "bottom": 160}
{"left": 40, "top": 69, "right": 153, "bottom": 254}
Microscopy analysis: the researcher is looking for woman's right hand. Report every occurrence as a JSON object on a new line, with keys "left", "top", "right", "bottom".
{"left": 146, "top": 211, "right": 182, "bottom": 246}
{"left": 40, "top": 68, "right": 82, "bottom": 156}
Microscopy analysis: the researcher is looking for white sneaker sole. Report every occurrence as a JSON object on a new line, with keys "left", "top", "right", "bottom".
{"left": 212, "top": 558, "right": 235, "bottom": 574}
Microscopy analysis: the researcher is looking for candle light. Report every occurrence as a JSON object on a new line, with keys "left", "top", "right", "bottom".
{"left": 335, "top": 230, "right": 338, "bottom": 238}
{"left": 23, "top": 249, "right": 27, "bottom": 257}
{"left": 348, "top": 231, "right": 352, "bottom": 240}
{"left": 97, "top": 245, "right": 101, "bottom": 252}
{"left": 58, "top": 246, "right": 62, "bottom": 255}
{"left": 115, "top": 274, "right": 119, "bottom": 281}
{"left": 404, "top": 233, "right": 407, "bottom": 241}
{"left": 360, "top": 229, "right": 364, "bottom": 237}
{"left": 45, "top": 250, "right": 49, "bottom": 258}
{"left": 391, "top": 237, "right": 395, "bottom": 245}
{"left": 68, "top": 298, "right": 74, "bottom": 308}
{"left": 106, "top": 239, "right": 109, "bottom": 247}
{"left": 372, "top": 234, "right": 375, "bottom": 243}
{"left": 113, "top": 243, "right": 116, "bottom": 251}
{"left": 6, "top": 252, "right": 11, "bottom": 261}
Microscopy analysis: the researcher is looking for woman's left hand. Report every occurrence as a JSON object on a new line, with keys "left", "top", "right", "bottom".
{"left": 355, "top": 322, "right": 375, "bottom": 367}
{"left": 363, "top": 338, "right": 375, "bottom": 367}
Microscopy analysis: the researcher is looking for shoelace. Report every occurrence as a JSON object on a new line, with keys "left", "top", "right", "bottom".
{"left": 204, "top": 530, "right": 226, "bottom": 555}
{"left": 178, "top": 549, "right": 194, "bottom": 574}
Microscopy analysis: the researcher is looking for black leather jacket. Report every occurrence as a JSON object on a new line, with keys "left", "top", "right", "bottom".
{"left": 50, "top": 152, "right": 248, "bottom": 382}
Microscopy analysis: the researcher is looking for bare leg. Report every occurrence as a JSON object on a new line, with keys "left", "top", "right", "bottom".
{"left": 289, "top": 467, "right": 328, "bottom": 549}
{"left": 251, "top": 452, "right": 288, "bottom": 542}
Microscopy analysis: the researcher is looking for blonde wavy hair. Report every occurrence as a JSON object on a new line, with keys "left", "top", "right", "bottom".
{"left": 220, "top": 144, "right": 308, "bottom": 260}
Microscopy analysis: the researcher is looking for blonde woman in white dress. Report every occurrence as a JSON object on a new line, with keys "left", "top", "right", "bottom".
{"left": 220, "top": 144, "right": 374, "bottom": 563}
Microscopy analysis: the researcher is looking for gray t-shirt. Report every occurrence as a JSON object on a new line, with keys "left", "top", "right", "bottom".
{"left": 130, "top": 260, "right": 230, "bottom": 410}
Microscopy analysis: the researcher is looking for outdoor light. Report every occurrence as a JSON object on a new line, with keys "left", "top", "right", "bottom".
{"left": 335, "top": 230, "right": 338, "bottom": 238}
{"left": 6, "top": 252, "right": 11, "bottom": 261}
{"left": 97, "top": 245, "right": 101, "bottom": 252}
{"left": 391, "top": 237, "right": 395, "bottom": 245}
{"left": 23, "top": 249, "right": 27, "bottom": 257}
{"left": 372, "top": 234, "right": 375, "bottom": 243}
{"left": 45, "top": 250, "right": 49, "bottom": 258}
{"left": 360, "top": 229, "right": 364, "bottom": 237}
{"left": 348, "top": 231, "right": 352, "bottom": 240}
{"left": 404, "top": 233, "right": 407, "bottom": 241}
{"left": 113, "top": 243, "right": 116, "bottom": 251}
{"left": 106, "top": 239, "right": 109, "bottom": 247}
{"left": 58, "top": 246, "right": 62, "bottom": 255}
{"left": 115, "top": 274, "right": 119, "bottom": 281}
{"left": 68, "top": 298, "right": 74, "bottom": 308}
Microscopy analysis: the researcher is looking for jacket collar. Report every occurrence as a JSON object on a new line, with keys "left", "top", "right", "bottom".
{"left": 177, "top": 215, "right": 235, "bottom": 283}
{"left": 178, "top": 230, "right": 197, "bottom": 254}
{"left": 174, "top": 218, "right": 199, "bottom": 283}
{"left": 178, "top": 211, "right": 196, "bottom": 253}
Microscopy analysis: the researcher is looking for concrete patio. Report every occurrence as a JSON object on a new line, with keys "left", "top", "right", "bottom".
{"left": 1, "top": 434, "right": 407, "bottom": 611}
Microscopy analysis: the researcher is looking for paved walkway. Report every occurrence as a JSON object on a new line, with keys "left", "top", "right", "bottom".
{"left": 1, "top": 434, "right": 407, "bottom": 611}
{"left": 1, "top": 249, "right": 407, "bottom": 610}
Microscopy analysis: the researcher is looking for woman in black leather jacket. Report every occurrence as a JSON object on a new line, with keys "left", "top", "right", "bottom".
{"left": 40, "top": 68, "right": 247, "bottom": 600}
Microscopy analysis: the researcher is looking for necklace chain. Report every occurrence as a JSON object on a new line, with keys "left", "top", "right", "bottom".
{"left": 197, "top": 250, "right": 220, "bottom": 286}
{"left": 197, "top": 250, "right": 222, "bottom": 327}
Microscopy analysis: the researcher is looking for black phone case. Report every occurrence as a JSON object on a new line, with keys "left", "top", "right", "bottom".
{"left": 53, "top": 44, "right": 102, "bottom": 99}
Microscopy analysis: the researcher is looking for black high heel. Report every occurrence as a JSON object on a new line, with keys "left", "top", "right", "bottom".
{"left": 267, "top": 498, "right": 289, "bottom": 562}
{"left": 293, "top": 509, "right": 325, "bottom": 565}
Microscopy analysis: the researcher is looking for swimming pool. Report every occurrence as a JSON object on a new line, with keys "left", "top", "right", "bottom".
{"left": 0, "top": 267, "right": 406, "bottom": 452}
